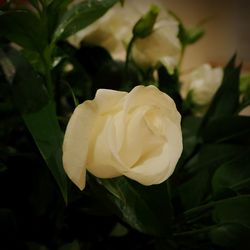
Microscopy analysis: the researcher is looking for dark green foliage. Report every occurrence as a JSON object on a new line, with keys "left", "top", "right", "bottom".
{"left": 0, "top": 1, "right": 249, "bottom": 249}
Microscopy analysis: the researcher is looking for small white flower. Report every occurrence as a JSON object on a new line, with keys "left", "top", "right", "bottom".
{"left": 68, "top": 0, "right": 181, "bottom": 71}
{"left": 181, "top": 64, "right": 223, "bottom": 106}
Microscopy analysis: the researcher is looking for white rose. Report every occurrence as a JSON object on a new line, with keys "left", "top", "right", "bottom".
{"left": 68, "top": 0, "right": 181, "bottom": 71}
{"left": 181, "top": 64, "right": 223, "bottom": 106}
{"left": 63, "top": 85, "right": 183, "bottom": 190}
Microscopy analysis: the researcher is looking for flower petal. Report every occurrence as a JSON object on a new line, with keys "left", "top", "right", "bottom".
{"left": 62, "top": 101, "right": 96, "bottom": 190}
{"left": 86, "top": 115, "right": 127, "bottom": 177}
{"left": 94, "top": 88, "right": 127, "bottom": 114}
{"left": 124, "top": 118, "right": 182, "bottom": 185}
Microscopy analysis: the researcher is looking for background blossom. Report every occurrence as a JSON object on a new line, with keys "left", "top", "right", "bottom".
{"left": 68, "top": 0, "right": 181, "bottom": 70}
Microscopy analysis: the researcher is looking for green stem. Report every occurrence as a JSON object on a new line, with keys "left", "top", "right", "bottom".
{"left": 41, "top": 45, "right": 54, "bottom": 99}
{"left": 125, "top": 36, "right": 136, "bottom": 74}
{"left": 46, "top": 65, "right": 53, "bottom": 99}
{"left": 64, "top": 80, "right": 79, "bottom": 107}
{"left": 178, "top": 44, "right": 186, "bottom": 70}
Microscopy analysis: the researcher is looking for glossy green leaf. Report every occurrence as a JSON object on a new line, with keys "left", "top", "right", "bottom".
{"left": 210, "top": 223, "right": 250, "bottom": 248}
{"left": 22, "top": 49, "right": 46, "bottom": 75}
{"left": 0, "top": 10, "right": 47, "bottom": 53}
{"left": 0, "top": 48, "right": 68, "bottom": 202}
{"left": 202, "top": 116, "right": 250, "bottom": 145}
{"left": 99, "top": 177, "right": 173, "bottom": 236}
{"left": 0, "top": 209, "right": 18, "bottom": 247}
{"left": 212, "top": 149, "right": 250, "bottom": 193}
{"left": 59, "top": 240, "right": 81, "bottom": 250}
{"left": 184, "top": 27, "right": 205, "bottom": 45}
{"left": 28, "top": 0, "right": 39, "bottom": 7}
{"left": 46, "top": 0, "right": 71, "bottom": 40}
{"left": 169, "top": 11, "right": 205, "bottom": 47}
{"left": 179, "top": 144, "right": 245, "bottom": 209}
{"left": 176, "top": 115, "right": 201, "bottom": 168}
{"left": 157, "top": 66, "right": 182, "bottom": 111}
{"left": 201, "top": 55, "right": 241, "bottom": 129}
{"left": 239, "top": 74, "right": 250, "bottom": 109}
{"left": 213, "top": 195, "right": 250, "bottom": 227}
{"left": 22, "top": 102, "right": 68, "bottom": 202}
{"left": 53, "top": 0, "right": 119, "bottom": 41}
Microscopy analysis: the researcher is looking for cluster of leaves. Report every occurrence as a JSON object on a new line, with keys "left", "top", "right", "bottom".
{"left": 0, "top": 1, "right": 250, "bottom": 250}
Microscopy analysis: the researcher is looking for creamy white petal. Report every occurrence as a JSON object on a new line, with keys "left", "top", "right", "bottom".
{"left": 117, "top": 106, "right": 151, "bottom": 167}
{"left": 86, "top": 115, "right": 127, "bottom": 178}
{"left": 124, "top": 118, "right": 182, "bottom": 185}
{"left": 132, "top": 20, "right": 181, "bottom": 70}
{"left": 62, "top": 101, "right": 96, "bottom": 190}
{"left": 181, "top": 64, "right": 223, "bottom": 106}
{"left": 68, "top": 1, "right": 180, "bottom": 66}
{"left": 124, "top": 85, "right": 181, "bottom": 125}
{"left": 94, "top": 88, "right": 127, "bottom": 114}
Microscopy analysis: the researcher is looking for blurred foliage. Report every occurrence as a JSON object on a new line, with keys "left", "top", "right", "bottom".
{"left": 0, "top": 0, "right": 249, "bottom": 249}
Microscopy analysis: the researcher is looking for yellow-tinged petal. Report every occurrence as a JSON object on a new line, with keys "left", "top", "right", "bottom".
{"left": 62, "top": 101, "right": 96, "bottom": 190}
{"left": 124, "top": 117, "right": 182, "bottom": 185}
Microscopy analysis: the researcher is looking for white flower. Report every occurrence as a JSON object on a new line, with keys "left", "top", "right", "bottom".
{"left": 181, "top": 64, "right": 223, "bottom": 106}
{"left": 68, "top": 0, "right": 181, "bottom": 71}
{"left": 63, "top": 85, "right": 183, "bottom": 190}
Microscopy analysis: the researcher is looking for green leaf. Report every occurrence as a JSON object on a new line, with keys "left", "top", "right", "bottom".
{"left": 210, "top": 223, "right": 250, "bottom": 248}
{"left": 23, "top": 102, "right": 68, "bottom": 202}
{"left": 45, "top": 0, "right": 54, "bottom": 5}
{"left": 212, "top": 149, "right": 250, "bottom": 193}
{"left": 99, "top": 177, "right": 173, "bottom": 236}
{"left": 178, "top": 144, "right": 245, "bottom": 209}
{"left": 0, "top": 48, "right": 68, "bottom": 202}
{"left": 59, "top": 240, "right": 81, "bottom": 250}
{"left": 202, "top": 116, "right": 250, "bottom": 145}
{"left": 46, "top": 0, "right": 71, "bottom": 40}
{"left": 175, "top": 116, "right": 201, "bottom": 173}
{"left": 0, "top": 162, "right": 7, "bottom": 172}
{"left": 239, "top": 73, "right": 250, "bottom": 108}
{"left": 28, "top": 0, "right": 39, "bottom": 7}
{"left": 157, "top": 66, "right": 182, "bottom": 111}
{"left": 0, "top": 209, "right": 17, "bottom": 246}
{"left": 169, "top": 11, "right": 205, "bottom": 47}
{"left": 213, "top": 196, "right": 250, "bottom": 227}
{"left": 53, "top": 0, "right": 119, "bottom": 41}
{"left": 21, "top": 49, "right": 46, "bottom": 75}
{"left": 240, "top": 73, "right": 250, "bottom": 93}
{"left": 200, "top": 55, "right": 241, "bottom": 129}
{"left": 0, "top": 10, "right": 47, "bottom": 53}
{"left": 184, "top": 27, "right": 205, "bottom": 45}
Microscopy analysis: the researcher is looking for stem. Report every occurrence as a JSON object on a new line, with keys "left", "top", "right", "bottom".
{"left": 64, "top": 80, "right": 79, "bottom": 107}
{"left": 125, "top": 36, "right": 136, "bottom": 74}
{"left": 41, "top": 44, "right": 54, "bottom": 99}
{"left": 45, "top": 64, "right": 53, "bottom": 99}
{"left": 178, "top": 44, "right": 186, "bottom": 70}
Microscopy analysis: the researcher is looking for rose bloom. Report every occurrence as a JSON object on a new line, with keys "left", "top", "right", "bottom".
{"left": 181, "top": 64, "right": 223, "bottom": 106}
{"left": 68, "top": 0, "right": 181, "bottom": 72}
{"left": 63, "top": 85, "right": 183, "bottom": 190}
